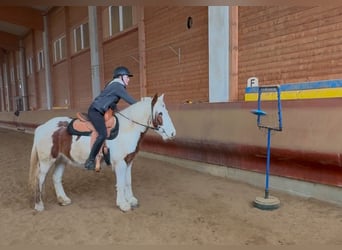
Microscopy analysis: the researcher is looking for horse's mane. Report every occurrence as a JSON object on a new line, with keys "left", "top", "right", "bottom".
{"left": 115, "top": 97, "right": 154, "bottom": 127}
{"left": 119, "top": 96, "right": 152, "bottom": 115}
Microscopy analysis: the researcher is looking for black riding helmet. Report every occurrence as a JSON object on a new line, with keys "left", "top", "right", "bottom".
{"left": 113, "top": 66, "right": 133, "bottom": 78}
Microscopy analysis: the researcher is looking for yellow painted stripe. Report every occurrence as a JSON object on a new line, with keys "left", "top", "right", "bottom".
{"left": 245, "top": 88, "right": 342, "bottom": 101}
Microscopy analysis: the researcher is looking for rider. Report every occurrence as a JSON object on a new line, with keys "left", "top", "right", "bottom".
{"left": 85, "top": 66, "right": 137, "bottom": 170}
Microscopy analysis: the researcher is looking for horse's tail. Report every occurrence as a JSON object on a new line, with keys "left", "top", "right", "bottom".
{"left": 28, "top": 137, "right": 39, "bottom": 193}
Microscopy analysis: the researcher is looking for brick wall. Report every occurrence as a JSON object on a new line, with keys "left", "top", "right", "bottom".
{"left": 145, "top": 7, "right": 209, "bottom": 104}
{"left": 238, "top": 6, "right": 342, "bottom": 100}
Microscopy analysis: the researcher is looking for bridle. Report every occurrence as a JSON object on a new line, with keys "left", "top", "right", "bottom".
{"left": 117, "top": 96, "right": 175, "bottom": 139}
{"left": 116, "top": 100, "right": 163, "bottom": 132}
{"left": 116, "top": 111, "right": 161, "bottom": 131}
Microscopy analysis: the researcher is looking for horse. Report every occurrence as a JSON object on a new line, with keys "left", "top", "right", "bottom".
{"left": 28, "top": 93, "right": 176, "bottom": 212}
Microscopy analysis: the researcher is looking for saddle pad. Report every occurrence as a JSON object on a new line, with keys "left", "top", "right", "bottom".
{"left": 67, "top": 119, "right": 92, "bottom": 136}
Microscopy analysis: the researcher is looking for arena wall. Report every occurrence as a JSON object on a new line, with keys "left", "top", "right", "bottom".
{"left": 1, "top": 97, "right": 341, "bottom": 191}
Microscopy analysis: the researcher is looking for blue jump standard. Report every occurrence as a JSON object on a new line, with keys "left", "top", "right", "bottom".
{"left": 251, "top": 85, "right": 282, "bottom": 210}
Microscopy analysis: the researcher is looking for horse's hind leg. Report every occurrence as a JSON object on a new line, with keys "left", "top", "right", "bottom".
{"left": 52, "top": 162, "right": 71, "bottom": 206}
{"left": 34, "top": 161, "right": 52, "bottom": 212}
{"left": 125, "top": 162, "right": 139, "bottom": 208}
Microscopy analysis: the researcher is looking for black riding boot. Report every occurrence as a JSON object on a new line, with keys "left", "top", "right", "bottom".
{"left": 102, "top": 146, "right": 111, "bottom": 166}
{"left": 85, "top": 136, "right": 105, "bottom": 170}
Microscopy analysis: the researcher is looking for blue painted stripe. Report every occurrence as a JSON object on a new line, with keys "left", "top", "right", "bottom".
{"left": 245, "top": 79, "right": 342, "bottom": 93}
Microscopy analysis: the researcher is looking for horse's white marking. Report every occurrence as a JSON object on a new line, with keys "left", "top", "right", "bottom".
{"left": 28, "top": 94, "right": 176, "bottom": 212}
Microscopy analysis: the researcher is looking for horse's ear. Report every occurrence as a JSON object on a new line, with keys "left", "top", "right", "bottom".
{"left": 151, "top": 93, "right": 158, "bottom": 107}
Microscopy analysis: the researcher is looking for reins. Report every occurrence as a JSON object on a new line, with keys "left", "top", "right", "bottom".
{"left": 116, "top": 111, "right": 157, "bottom": 131}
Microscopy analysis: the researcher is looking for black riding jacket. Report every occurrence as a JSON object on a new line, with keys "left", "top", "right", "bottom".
{"left": 90, "top": 79, "right": 137, "bottom": 114}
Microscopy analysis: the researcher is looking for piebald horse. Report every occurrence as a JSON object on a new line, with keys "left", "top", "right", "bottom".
{"left": 28, "top": 94, "right": 176, "bottom": 212}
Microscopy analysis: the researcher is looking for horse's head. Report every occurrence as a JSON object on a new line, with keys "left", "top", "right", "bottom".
{"left": 150, "top": 93, "right": 176, "bottom": 140}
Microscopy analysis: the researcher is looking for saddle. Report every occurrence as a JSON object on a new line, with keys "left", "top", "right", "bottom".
{"left": 66, "top": 109, "right": 119, "bottom": 172}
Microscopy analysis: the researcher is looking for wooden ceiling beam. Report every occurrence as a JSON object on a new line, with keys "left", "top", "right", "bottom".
{"left": 0, "top": 7, "right": 43, "bottom": 30}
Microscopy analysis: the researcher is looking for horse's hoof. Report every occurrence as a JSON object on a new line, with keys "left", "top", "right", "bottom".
{"left": 129, "top": 197, "right": 139, "bottom": 208}
{"left": 131, "top": 203, "right": 139, "bottom": 209}
{"left": 57, "top": 196, "right": 72, "bottom": 206}
{"left": 117, "top": 203, "right": 131, "bottom": 212}
{"left": 34, "top": 202, "right": 45, "bottom": 212}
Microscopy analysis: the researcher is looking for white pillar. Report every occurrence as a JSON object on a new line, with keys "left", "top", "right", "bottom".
{"left": 2, "top": 61, "right": 10, "bottom": 111}
{"left": 88, "top": 6, "right": 101, "bottom": 99}
{"left": 43, "top": 15, "right": 53, "bottom": 110}
{"left": 208, "top": 6, "right": 229, "bottom": 102}
{"left": 19, "top": 40, "right": 28, "bottom": 111}
{"left": 137, "top": 6, "right": 147, "bottom": 97}
{"left": 0, "top": 67, "right": 4, "bottom": 111}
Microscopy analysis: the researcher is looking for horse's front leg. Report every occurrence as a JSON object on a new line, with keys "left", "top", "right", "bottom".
{"left": 115, "top": 160, "right": 131, "bottom": 212}
{"left": 52, "top": 162, "right": 71, "bottom": 206}
{"left": 125, "top": 162, "right": 138, "bottom": 208}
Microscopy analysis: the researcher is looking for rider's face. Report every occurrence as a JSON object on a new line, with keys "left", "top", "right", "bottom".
{"left": 122, "top": 75, "right": 130, "bottom": 86}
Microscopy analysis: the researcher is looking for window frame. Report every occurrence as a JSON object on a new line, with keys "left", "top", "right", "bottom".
{"left": 53, "top": 35, "right": 66, "bottom": 63}
{"left": 26, "top": 57, "right": 33, "bottom": 76}
{"left": 73, "top": 22, "right": 89, "bottom": 53}
{"left": 108, "top": 6, "right": 133, "bottom": 37}
{"left": 37, "top": 49, "right": 45, "bottom": 71}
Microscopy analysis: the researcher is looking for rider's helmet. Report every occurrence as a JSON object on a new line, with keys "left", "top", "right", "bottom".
{"left": 113, "top": 66, "right": 133, "bottom": 78}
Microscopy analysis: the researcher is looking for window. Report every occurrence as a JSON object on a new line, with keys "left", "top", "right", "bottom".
{"left": 73, "top": 23, "right": 89, "bottom": 53}
{"left": 109, "top": 6, "right": 133, "bottom": 36}
{"left": 26, "top": 57, "right": 33, "bottom": 76}
{"left": 53, "top": 36, "right": 66, "bottom": 63}
{"left": 37, "top": 49, "right": 44, "bottom": 71}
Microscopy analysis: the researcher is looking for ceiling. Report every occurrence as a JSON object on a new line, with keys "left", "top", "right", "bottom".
{"left": 0, "top": 6, "right": 50, "bottom": 51}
